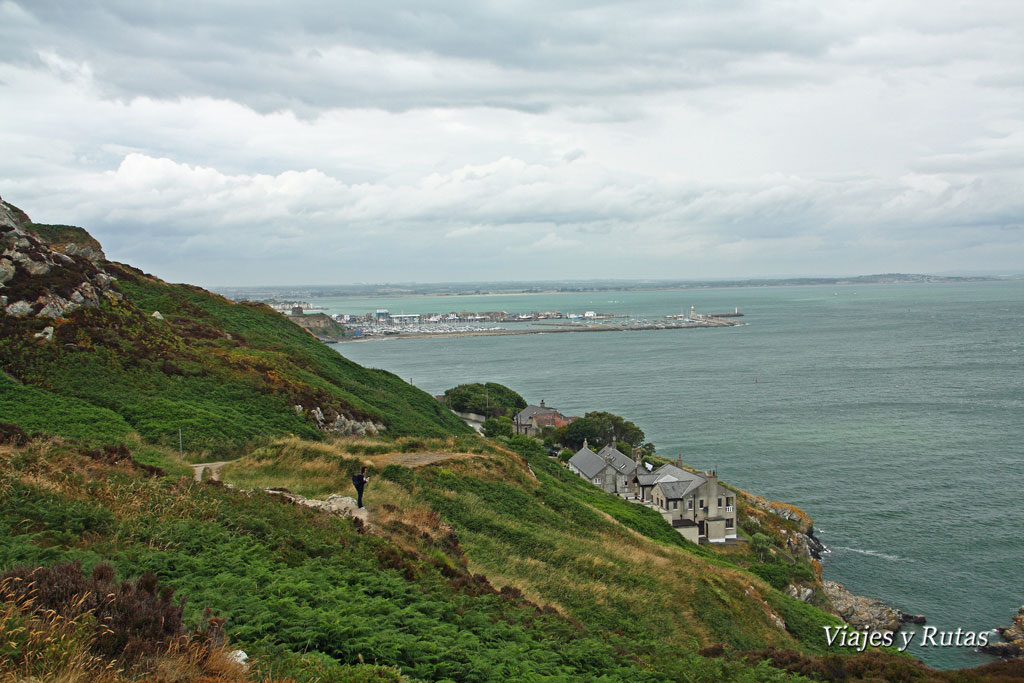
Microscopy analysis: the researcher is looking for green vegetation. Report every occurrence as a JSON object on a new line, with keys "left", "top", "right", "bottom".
{"left": 26, "top": 222, "right": 104, "bottom": 256}
{"left": 1, "top": 439, "right": 808, "bottom": 682}
{"left": 443, "top": 382, "right": 526, "bottom": 416}
{"left": 481, "top": 415, "right": 514, "bottom": 438}
{"left": 0, "top": 261, "right": 469, "bottom": 458}
{"left": 556, "top": 410, "right": 646, "bottom": 450}
{"left": 0, "top": 373, "right": 134, "bottom": 446}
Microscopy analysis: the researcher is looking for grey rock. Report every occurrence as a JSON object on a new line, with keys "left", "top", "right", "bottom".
{"left": 5, "top": 299, "right": 32, "bottom": 317}
{"left": 23, "top": 259, "right": 51, "bottom": 276}
{"left": 785, "top": 583, "right": 814, "bottom": 603}
{"left": 34, "top": 326, "right": 54, "bottom": 340}
{"left": 63, "top": 242, "right": 105, "bottom": 262}
{"left": 152, "top": 310, "right": 164, "bottom": 320}
{"left": 0, "top": 258, "right": 13, "bottom": 284}
{"left": 38, "top": 296, "right": 73, "bottom": 319}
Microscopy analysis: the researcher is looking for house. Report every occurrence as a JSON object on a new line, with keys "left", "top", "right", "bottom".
{"left": 514, "top": 400, "right": 569, "bottom": 437}
{"left": 567, "top": 441, "right": 639, "bottom": 495}
{"left": 639, "top": 461, "right": 736, "bottom": 544}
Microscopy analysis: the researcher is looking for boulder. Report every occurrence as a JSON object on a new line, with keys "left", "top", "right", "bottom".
{"left": 151, "top": 310, "right": 164, "bottom": 320}
{"left": 0, "top": 257, "right": 13, "bottom": 284}
{"left": 23, "top": 259, "right": 51, "bottom": 276}
{"left": 38, "top": 296, "right": 73, "bottom": 319}
{"left": 34, "top": 326, "right": 54, "bottom": 341}
{"left": 5, "top": 299, "right": 33, "bottom": 317}
{"left": 785, "top": 583, "right": 815, "bottom": 603}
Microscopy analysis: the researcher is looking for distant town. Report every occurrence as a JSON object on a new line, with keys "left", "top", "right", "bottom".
{"left": 272, "top": 303, "right": 744, "bottom": 340}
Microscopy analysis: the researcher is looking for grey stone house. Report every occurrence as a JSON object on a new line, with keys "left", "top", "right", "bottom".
{"left": 567, "top": 441, "right": 638, "bottom": 494}
{"left": 639, "top": 462, "right": 737, "bottom": 544}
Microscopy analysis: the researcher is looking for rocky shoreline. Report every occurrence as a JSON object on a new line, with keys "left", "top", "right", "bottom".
{"left": 822, "top": 580, "right": 925, "bottom": 631}
{"left": 981, "top": 606, "right": 1024, "bottom": 658}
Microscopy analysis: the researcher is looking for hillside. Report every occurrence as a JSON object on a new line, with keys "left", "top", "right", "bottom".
{"left": 0, "top": 198, "right": 469, "bottom": 457}
{"left": 3, "top": 199, "right": 1022, "bottom": 681}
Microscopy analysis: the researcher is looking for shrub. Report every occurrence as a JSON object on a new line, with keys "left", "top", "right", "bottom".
{"left": 1, "top": 561, "right": 191, "bottom": 662}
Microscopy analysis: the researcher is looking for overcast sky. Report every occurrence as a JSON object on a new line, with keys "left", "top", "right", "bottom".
{"left": 2, "top": 1, "right": 1022, "bottom": 285}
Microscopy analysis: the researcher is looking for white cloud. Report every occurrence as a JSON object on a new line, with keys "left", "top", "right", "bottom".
{"left": 0, "top": 0, "right": 1022, "bottom": 283}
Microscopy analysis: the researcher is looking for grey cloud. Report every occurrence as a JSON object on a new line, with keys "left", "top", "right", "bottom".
{"left": 6, "top": 0, "right": 993, "bottom": 114}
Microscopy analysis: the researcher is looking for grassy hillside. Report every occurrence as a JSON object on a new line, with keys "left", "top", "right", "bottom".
{"left": 1, "top": 217, "right": 469, "bottom": 456}
{"left": 1, "top": 437, "right": 817, "bottom": 682}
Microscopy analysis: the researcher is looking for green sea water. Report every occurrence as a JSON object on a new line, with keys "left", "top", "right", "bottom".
{"left": 321, "top": 280, "right": 1024, "bottom": 670}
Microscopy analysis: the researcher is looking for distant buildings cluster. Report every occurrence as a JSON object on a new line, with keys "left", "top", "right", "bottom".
{"left": 330, "top": 309, "right": 612, "bottom": 325}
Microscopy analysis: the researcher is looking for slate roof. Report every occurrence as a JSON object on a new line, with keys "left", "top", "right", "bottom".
{"left": 634, "top": 472, "right": 661, "bottom": 486}
{"left": 516, "top": 404, "right": 559, "bottom": 423}
{"left": 656, "top": 479, "right": 704, "bottom": 499}
{"left": 568, "top": 446, "right": 607, "bottom": 479}
{"left": 597, "top": 445, "right": 636, "bottom": 473}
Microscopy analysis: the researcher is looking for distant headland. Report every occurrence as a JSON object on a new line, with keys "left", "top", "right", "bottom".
{"left": 215, "top": 273, "right": 1000, "bottom": 302}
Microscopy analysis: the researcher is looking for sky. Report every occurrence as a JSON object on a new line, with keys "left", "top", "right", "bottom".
{"left": 1, "top": 1, "right": 1022, "bottom": 286}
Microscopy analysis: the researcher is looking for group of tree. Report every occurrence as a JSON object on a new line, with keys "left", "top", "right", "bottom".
{"left": 554, "top": 411, "right": 645, "bottom": 451}
{"left": 443, "top": 383, "right": 526, "bottom": 418}
{"left": 445, "top": 383, "right": 655, "bottom": 456}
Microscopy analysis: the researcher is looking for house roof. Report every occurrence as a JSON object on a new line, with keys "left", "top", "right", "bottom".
{"left": 634, "top": 472, "right": 660, "bottom": 486}
{"left": 532, "top": 412, "right": 568, "bottom": 428}
{"left": 656, "top": 479, "right": 704, "bottom": 499}
{"left": 568, "top": 446, "right": 607, "bottom": 479}
{"left": 597, "top": 444, "right": 636, "bottom": 473}
{"left": 516, "top": 404, "right": 559, "bottom": 423}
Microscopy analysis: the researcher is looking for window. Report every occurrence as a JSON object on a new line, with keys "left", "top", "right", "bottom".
{"left": 725, "top": 518, "right": 734, "bottom": 529}
{"left": 672, "top": 501, "right": 678, "bottom": 510}
{"left": 699, "top": 499, "right": 704, "bottom": 509}
{"left": 717, "top": 497, "right": 723, "bottom": 508}
{"left": 593, "top": 478, "right": 601, "bottom": 484}
{"left": 687, "top": 498, "right": 693, "bottom": 510}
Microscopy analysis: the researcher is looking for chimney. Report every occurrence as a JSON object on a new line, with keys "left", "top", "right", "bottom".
{"left": 583, "top": 438, "right": 588, "bottom": 450}
{"left": 677, "top": 456, "right": 682, "bottom": 469}
{"left": 540, "top": 399, "right": 545, "bottom": 408}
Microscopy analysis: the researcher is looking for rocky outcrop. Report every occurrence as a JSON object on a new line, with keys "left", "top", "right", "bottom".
{"left": 0, "top": 197, "right": 118, "bottom": 320}
{"left": 265, "top": 489, "right": 369, "bottom": 524}
{"left": 296, "top": 404, "right": 386, "bottom": 437}
{"left": 785, "top": 583, "right": 815, "bottom": 603}
{"left": 981, "top": 605, "right": 1024, "bottom": 658}
{"left": 742, "top": 492, "right": 826, "bottom": 561}
{"left": 823, "top": 580, "right": 924, "bottom": 631}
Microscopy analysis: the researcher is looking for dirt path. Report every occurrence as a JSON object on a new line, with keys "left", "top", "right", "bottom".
{"left": 191, "top": 461, "right": 229, "bottom": 482}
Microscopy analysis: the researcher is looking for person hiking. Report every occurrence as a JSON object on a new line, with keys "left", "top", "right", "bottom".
{"left": 352, "top": 466, "right": 369, "bottom": 508}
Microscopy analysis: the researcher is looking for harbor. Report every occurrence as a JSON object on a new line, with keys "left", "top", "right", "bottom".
{"left": 333, "top": 311, "right": 744, "bottom": 341}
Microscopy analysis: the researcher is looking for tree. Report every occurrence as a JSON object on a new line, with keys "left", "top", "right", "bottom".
{"left": 750, "top": 533, "right": 773, "bottom": 561}
{"left": 443, "top": 383, "right": 527, "bottom": 417}
{"left": 556, "top": 411, "right": 645, "bottom": 451}
{"left": 481, "top": 416, "right": 513, "bottom": 439}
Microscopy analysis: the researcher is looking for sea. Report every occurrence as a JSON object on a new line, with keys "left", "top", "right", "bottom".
{"left": 307, "top": 280, "right": 1022, "bottom": 670}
